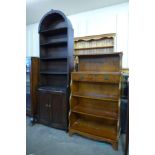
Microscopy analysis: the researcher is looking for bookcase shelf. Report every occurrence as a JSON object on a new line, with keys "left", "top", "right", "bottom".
{"left": 69, "top": 52, "right": 122, "bottom": 150}
{"left": 69, "top": 115, "right": 117, "bottom": 141}
{"left": 71, "top": 72, "right": 121, "bottom": 83}
{"left": 72, "top": 105, "right": 118, "bottom": 120}
{"left": 74, "top": 45, "right": 114, "bottom": 50}
{"left": 40, "top": 57, "right": 67, "bottom": 60}
{"left": 37, "top": 9, "right": 74, "bottom": 131}
{"left": 40, "top": 27, "right": 67, "bottom": 35}
{"left": 38, "top": 86, "right": 67, "bottom": 92}
{"left": 40, "top": 40, "right": 67, "bottom": 47}
{"left": 72, "top": 92, "right": 119, "bottom": 102}
{"left": 40, "top": 71, "right": 68, "bottom": 75}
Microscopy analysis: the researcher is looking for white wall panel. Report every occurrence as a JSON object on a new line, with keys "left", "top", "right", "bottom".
{"left": 26, "top": 23, "right": 39, "bottom": 57}
{"left": 26, "top": 2, "right": 129, "bottom": 67}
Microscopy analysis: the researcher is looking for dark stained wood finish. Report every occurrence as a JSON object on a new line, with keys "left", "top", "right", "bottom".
{"left": 69, "top": 52, "right": 122, "bottom": 150}
{"left": 51, "top": 93, "right": 67, "bottom": 129}
{"left": 37, "top": 89, "right": 68, "bottom": 129}
{"left": 26, "top": 57, "right": 39, "bottom": 120}
{"left": 37, "top": 9, "right": 74, "bottom": 130}
{"left": 37, "top": 91, "right": 50, "bottom": 125}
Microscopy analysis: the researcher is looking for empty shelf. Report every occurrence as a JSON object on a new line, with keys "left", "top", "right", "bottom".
{"left": 72, "top": 105, "right": 118, "bottom": 120}
{"left": 70, "top": 119, "right": 117, "bottom": 140}
{"left": 72, "top": 92, "right": 119, "bottom": 102}
{"left": 40, "top": 71, "right": 67, "bottom": 75}
{"left": 74, "top": 45, "right": 114, "bottom": 50}
{"left": 40, "top": 27, "right": 67, "bottom": 35}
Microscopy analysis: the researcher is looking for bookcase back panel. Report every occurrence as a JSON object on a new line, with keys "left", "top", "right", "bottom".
{"left": 78, "top": 55, "right": 121, "bottom": 72}
{"left": 40, "top": 60, "right": 67, "bottom": 72}
{"left": 40, "top": 47, "right": 67, "bottom": 58}
{"left": 40, "top": 14, "right": 66, "bottom": 31}
{"left": 40, "top": 74, "right": 67, "bottom": 87}
{"left": 70, "top": 97, "right": 118, "bottom": 113}
{"left": 71, "top": 81, "right": 119, "bottom": 99}
{"left": 40, "top": 33, "right": 67, "bottom": 45}
{"left": 74, "top": 34, "right": 115, "bottom": 56}
{"left": 75, "top": 48, "right": 114, "bottom": 55}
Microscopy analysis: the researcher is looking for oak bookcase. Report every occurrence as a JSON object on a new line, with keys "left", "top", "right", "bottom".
{"left": 69, "top": 52, "right": 122, "bottom": 149}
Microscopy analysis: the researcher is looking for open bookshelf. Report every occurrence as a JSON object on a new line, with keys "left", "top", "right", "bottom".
{"left": 74, "top": 33, "right": 115, "bottom": 55}
{"left": 70, "top": 113, "right": 117, "bottom": 141}
{"left": 69, "top": 52, "right": 122, "bottom": 150}
{"left": 37, "top": 9, "right": 74, "bottom": 130}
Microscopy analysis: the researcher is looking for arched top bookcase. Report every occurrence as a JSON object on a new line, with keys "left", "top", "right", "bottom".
{"left": 38, "top": 9, "right": 74, "bottom": 89}
{"left": 37, "top": 10, "right": 74, "bottom": 131}
{"left": 38, "top": 9, "right": 73, "bottom": 33}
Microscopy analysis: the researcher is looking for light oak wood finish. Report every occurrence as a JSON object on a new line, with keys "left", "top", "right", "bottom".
{"left": 74, "top": 33, "right": 115, "bottom": 56}
{"left": 69, "top": 52, "right": 122, "bottom": 150}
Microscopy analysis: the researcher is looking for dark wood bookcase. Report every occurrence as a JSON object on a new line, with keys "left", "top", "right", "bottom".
{"left": 37, "top": 9, "right": 74, "bottom": 130}
{"left": 26, "top": 57, "right": 39, "bottom": 122}
{"left": 69, "top": 52, "right": 122, "bottom": 150}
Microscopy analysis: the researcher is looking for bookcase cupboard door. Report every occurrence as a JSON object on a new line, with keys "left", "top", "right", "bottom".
{"left": 38, "top": 92, "right": 50, "bottom": 125}
{"left": 51, "top": 93, "right": 67, "bottom": 129}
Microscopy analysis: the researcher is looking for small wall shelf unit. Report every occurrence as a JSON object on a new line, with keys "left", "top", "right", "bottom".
{"left": 37, "top": 9, "right": 74, "bottom": 130}
{"left": 73, "top": 33, "right": 115, "bottom": 71}
{"left": 69, "top": 52, "right": 122, "bottom": 150}
{"left": 74, "top": 33, "right": 115, "bottom": 55}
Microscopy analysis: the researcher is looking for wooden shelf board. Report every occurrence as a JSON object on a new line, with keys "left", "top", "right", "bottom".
{"left": 70, "top": 119, "right": 117, "bottom": 140}
{"left": 40, "top": 27, "right": 67, "bottom": 35}
{"left": 74, "top": 45, "right": 114, "bottom": 50}
{"left": 72, "top": 106, "right": 118, "bottom": 120}
{"left": 69, "top": 129, "right": 115, "bottom": 144}
{"left": 72, "top": 92, "right": 119, "bottom": 102}
{"left": 40, "top": 71, "right": 68, "bottom": 75}
{"left": 74, "top": 52, "right": 123, "bottom": 57}
{"left": 71, "top": 72, "right": 121, "bottom": 83}
{"left": 38, "top": 86, "right": 67, "bottom": 92}
{"left": 40, "top": 40, "right": 67, "bottom": 47}
{"left": 72, "top": 71, "right": 121, "bottom": 75}
{"left": 40, "top": 57, "right": 67, "bottom": 60}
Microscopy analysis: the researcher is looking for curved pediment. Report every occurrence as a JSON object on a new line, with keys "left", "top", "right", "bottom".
{"left": 38, "top": 9, "right": 69, "bottom": 33}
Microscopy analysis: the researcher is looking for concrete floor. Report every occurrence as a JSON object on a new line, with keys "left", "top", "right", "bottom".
{"left": 26, "top": 117, "right": 125, "bottom": 155}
